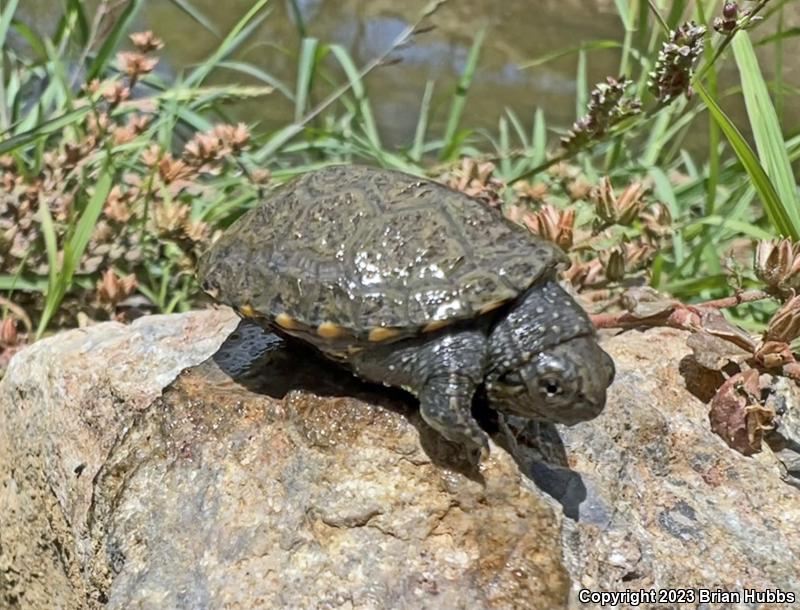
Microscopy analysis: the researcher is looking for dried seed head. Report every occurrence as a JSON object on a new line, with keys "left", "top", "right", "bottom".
{"left": 513, "top": 180, "right": 549, "bottom": 203}
{"left": 561, "top": 76, "right": 642, "bottom": 151}
{"left": 522, "top": 204, "right": 575, "bottom": 251}
{"left": 158, "top": 155, "right": 193, "bottom": 184}
{"left": 97, "top": 268, "right": 138, "bottom": 307}
{"left": 129, "top": 31, "right": 164, "bottom": 53}
{"left": 603, "top": 248, "right": 627, "bottom": 282}
{"left": 648, "top": 22, "right": 706, "bottom": 105}
{"left": 116, "top": 52, "right": 159, "bottom": 80}
{"left": 213, "top": 122, "right": 251, "bottom": 153}
{"left": 444, "top": 158, "right": 505, "bottom": 208}
{"left": 709, "top": 369, "right": 774, "bottom": 456}
{"left": 765, "top": 294, "right": 800, "bottom": 343}
{"left": 591, "top": 177, "right": 646, "bottom": 226}
{"left": 104, "top": 186, "right": 132, "bottom": 223}
{"left": 0, "top": 317, "right": 18, "bottom": 347}
{"left": 152, "top": 202, "right": 191, "bottom": 236}
{"left": 141, "top": 144, "right": 162, "bottom": 167}
{"left": 103, "top": 81, "right": 131, "bottom": 106}
{"left": 754, "top": 340, "right": 794, "bottom": 369}
{"left": 754, "top": 238, "right": 800, "bottom": 295}
{"left": 250, "top": 168, "right": 272, "bottom": 185}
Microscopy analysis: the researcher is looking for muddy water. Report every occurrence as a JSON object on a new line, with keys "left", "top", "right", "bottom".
{"left": 143, "top": 0, "right": 625, "bottom": 147}
{"left": 17, "top": 0, "right": 800, "bottom": 153}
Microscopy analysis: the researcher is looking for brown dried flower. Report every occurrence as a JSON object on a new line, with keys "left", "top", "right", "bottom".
{"left": 765, "top": 294, "right": 800, "bottom": 343}
{"left": 709, "top": 369, "right": 775, "bottom": 456}
{"left": 117, "top": 52, "right": 159, "bottom": 81}
{"left": 754, "top": 238, "right": 800, "bottom": 296}
{"left": 0, "top": 317, "right": 19, "bottom": 347}
{"left": 591, "top": 177, "right": 647, "bottom": 226}
{"left": 522, "top": 204, "right": 575, "bottom": 251}
{"left": 129, "top": 31, "right": 164, "bottom": 53}
{"left": 97, "top": 269, "right": 138, "bottom": 307}
{"left": 513, "top": 180, "right": 549, "bottom": 203}
{"left": 158, "top": 155, "right": 193, "bottom": 184}
{"left": 103, "top": 81, "right": 131, "bottom": 106}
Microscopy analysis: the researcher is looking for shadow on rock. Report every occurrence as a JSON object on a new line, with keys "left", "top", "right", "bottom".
{"left": 182, "top": 318, "right": 483, "bottom": 480}
{"left": 495, "top": 416, "right": 588, "bottom": 521}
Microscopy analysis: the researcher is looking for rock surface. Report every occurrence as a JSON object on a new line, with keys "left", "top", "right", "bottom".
{"left": 1, "top": 309, "right": 799, "bottom": 609}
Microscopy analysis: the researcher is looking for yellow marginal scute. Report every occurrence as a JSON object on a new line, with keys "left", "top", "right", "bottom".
{"left": 317, "top": 321, "right": 347, "bottom": 340}
{"left": 275, "top": 312, "right": 300, "bottom": 330}
{"left": 479, "top": 299, "right": 507, "bottom": 315}
{"left": 368, "top": 326, "right": 401, "bottom": 342}
{"left": 423, "top": 319, "right": 451, "bottom": 333}
{"left": 240, "top": 304, "right": 258, "bottom": 317}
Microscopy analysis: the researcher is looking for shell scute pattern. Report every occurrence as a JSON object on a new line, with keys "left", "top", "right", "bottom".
{"left": 200, "top": 165, "right": 564, "bottom": 344}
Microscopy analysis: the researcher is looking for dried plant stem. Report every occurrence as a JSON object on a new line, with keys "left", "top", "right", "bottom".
{"left": 590, "top": 289, "right": 771, "bottom": 330}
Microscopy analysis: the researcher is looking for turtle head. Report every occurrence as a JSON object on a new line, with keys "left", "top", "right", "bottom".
{"left": 486, "top": 336, "right": 614, "bottom": 424}
{"left": 485, "top": 280, "right": 615, "bottom": 425}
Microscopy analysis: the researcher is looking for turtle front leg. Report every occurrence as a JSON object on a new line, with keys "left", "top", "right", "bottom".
{"left": 418, "top": 370, "right": 489, "bottom": 457}
{"left": 350, "top": 329, "right": 490, "bottom": 455}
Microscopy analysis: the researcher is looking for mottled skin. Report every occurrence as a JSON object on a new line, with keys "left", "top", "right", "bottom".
{"left": 199, "top": 165, "right": 615, "bottom": 454}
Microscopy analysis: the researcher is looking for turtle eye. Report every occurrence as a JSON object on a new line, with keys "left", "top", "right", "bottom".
{"left": 538, "top": 376, "right": 564, "bottom": 398}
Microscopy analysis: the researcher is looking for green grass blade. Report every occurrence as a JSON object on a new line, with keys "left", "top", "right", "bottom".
{"left": 330, "top": 44, "right": 382, "bottom": 150}
{"left": 518, "top": 40, "right": 621, "bottom": 69}
{"left": 731, "top": 31, "right": 799, "bottom": 226}
{"left": 65, "top": 0, "right": 90, "bottom": 45}
{"left": 439, "top": 27, "right": 485, "bottom": 161}
{"left": 217, "top": 60, "right": 294, "bottom": 99}
{"left": 167, "top": 0, "right": 220, "bottom": 36}
{"left": 62, "top": 171, "right": 114, "bottom": 281}
{"left": 695, "top": 80, "right": 798, "bottom": 239}
{"left": 36, "top": 200, "right": 60, "bottom": 338}
{"left": 0, "top": 106, "right": 92, "bottom": 155}
{"left": 87, "top": 0, "right": 144, "bottom": 81}
{"left": 185, "top": 0, "right": 271, "bottom": 88}
{"left": 531, "top": 108, "right": 546, "bottom": 167}
{"left": 0, "top": 0, "right": 19, "bottom": 54}
{"left": 36, "top": 170, "right": 113, "bottom": 337}
{"left": 295, "top": 37, "right": 319, "bottom": 122}
{"left": 411, "top": 80, "right": 434, "bottom": 162}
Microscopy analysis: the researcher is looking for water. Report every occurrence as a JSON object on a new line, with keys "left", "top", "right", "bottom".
{"left": 144, "top": 0, "right": 628, "bottom": 147}
{"left": 16, "top": 0, "right": 800, "bottom": 154}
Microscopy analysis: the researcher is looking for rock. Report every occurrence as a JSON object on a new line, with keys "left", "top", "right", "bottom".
{"left": 1, "top": 312, "right": 799, "bottom": 609}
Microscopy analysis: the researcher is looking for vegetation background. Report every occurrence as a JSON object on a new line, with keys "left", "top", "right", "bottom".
{"left": 1, "top": 0, "right": 800, "bottom": 391}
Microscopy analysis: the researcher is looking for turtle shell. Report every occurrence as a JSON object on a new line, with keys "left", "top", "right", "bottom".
{"left": 199, "top": 165, "right": 567, "bottom": 345}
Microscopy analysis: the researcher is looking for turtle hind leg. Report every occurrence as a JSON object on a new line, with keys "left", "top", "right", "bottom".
{"left": 350, "top": 329, "right": 490, "bottom": 457}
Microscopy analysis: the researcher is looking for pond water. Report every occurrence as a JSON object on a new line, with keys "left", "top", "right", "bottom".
{"left": 17, "top": 0, "right": 800, "bottom": 154}
{"left": 143, "top": 0, "right": 628, "bottom": 148}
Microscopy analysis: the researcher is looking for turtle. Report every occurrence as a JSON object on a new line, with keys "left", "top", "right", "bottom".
{"left": 199, "top": 164, "right": 615, "bottom": 455}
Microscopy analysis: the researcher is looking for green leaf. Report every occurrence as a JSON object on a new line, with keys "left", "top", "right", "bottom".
{"left": 731, "top": 31, "right": 799, "bottom": 228}
{"left": 0, "top": 106, "right": 92, "bottom": 155}
{"left": 185, "top": 0, "right": 271, "bottom": 88}
{"left": 518, "top": 40, "right": 622, "bottom": 69}
{"left": 411, "top": 80, "right": 434, "bottom": 162}
{"left": 167, "top": 0, "right": 220, "bottom": 36}
{"left": 695, "top": 81, "right": 798, "bottom": 240}
{"left": 329, "top": 44, "right": 381, "bottom": 150}
{"left": 294, "top": 37, "right": 319, "bottom": 122}
{"left": 0, "top": 0, "right": 19, "bottom": 55}
{"left": 440, "top": 28, "right": 485, "bottom": 161}
{"left": 36, "top": 170, "right": 113, "bottom": 337}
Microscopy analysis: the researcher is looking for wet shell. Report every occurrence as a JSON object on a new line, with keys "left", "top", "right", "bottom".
{"left": 199, "top": 165, "right": 567, "bottom": 346}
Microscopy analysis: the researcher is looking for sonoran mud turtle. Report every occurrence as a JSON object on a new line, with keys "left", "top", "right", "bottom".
{"left": 199, "top": 165, "right": 615, "bottom": 454}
